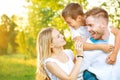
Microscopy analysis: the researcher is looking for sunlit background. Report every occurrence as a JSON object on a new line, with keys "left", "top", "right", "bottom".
{"left": 0, "top": 0, "right": 119, "bottom": 80}
{"left": 0, "top": 0, "right": 27, "bottom": 16}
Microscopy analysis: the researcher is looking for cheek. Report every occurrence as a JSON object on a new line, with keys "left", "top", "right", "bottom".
{"left": 92, "top": 26, "right": 99, "bottom": 32}
{"left": 60, "top": 39, "right": 66, "bottom": 45}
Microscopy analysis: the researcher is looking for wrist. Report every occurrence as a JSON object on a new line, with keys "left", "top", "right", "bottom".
{"left": 76, "top": 55, "right": 84, "bottom": 60}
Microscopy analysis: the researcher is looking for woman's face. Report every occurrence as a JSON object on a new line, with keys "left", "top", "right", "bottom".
{"left": 51, "top": 29, "right": 66, "bottom": 48}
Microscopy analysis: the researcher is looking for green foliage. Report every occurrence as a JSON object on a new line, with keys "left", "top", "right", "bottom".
{"left": 0, "top": 54, "right": 36, "bottom": 80}
{"left": 26, "top": 0, "right": 87, "bottom": 57}
{"left": 99, "top": 0, "right": 120, "bottom": 28}
{"left": 0, "top": 14, "right": 18, "bottom": 54}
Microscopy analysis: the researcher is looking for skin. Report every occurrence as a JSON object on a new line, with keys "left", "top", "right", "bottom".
{"left": 64, "top": 16, "right": 114, "bottom": 53}
{"left": 85, "top": 16, "right": 120, "bottom": 64}
{"left": 46, "top": 29, "right": 83, "bottom": 80}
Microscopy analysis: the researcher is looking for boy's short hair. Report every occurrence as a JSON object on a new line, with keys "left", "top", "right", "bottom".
{"left": 85, "top": 7, "right": 108, "bottom": 22}
{"left": 62, "top": 3, "right": 84, "bottom": 20}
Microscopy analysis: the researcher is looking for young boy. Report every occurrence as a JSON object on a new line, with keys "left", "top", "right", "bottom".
{"left": 62, "top": 3, "right": 120, "bottom": 65}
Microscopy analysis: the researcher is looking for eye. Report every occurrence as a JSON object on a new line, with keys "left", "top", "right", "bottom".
{"left": 57, "top": 33, "right": 60, "bottom": 38}
{"left": 87, "top": 24, "right": 93, "bottom": 27}
{"left": 57, "top": 35, "right": 60, "bottom": 38}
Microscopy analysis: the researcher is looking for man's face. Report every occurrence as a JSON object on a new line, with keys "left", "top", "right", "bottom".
{"left": 85, "top": 16, "right": 104, "bottom": 40}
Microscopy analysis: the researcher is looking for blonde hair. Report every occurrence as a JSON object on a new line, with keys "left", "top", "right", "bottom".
{"left": 36, "top": 28, "right": 54, "bottom": 80}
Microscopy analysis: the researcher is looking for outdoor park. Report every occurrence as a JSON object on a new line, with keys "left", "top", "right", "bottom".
{"left": 0, "top": 0, "right": 120, "bottom": 80}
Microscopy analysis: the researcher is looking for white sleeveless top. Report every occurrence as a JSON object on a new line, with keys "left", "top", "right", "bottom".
{"left": 44, "top": 49, "right": 74, "bottom": 80}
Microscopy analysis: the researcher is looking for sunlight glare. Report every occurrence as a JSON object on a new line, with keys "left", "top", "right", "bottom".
{"left": 0, "top": 0, "right": 27, "bottom": 17}
{"left": 87, "top": 0, "right": 105, "bottom": 7}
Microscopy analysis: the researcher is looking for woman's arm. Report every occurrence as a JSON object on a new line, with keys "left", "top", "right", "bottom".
{"left": 46, "top": 57, "right": 82, "bottom": 80}
{"left": 46, "top": 41, "right": 83, "bottom": 80}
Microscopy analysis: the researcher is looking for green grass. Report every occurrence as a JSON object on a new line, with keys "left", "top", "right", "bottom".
{"left": 0, "top": 54, "right": 36, "bottom": 80}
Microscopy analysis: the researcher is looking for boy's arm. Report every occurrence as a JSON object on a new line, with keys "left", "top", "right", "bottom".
{"left": 83, "top": 42, "right": 113, "bottom": 53}
{"left": 73, "top": 36, "right": 113, "bottom": 53}
{"left": 106, "top": 27, "right": 120, "bottom": 64}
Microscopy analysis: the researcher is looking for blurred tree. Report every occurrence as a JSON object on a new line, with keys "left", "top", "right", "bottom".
{"left": 0, "top": 14, "right": 9, "bottom": 54}
{"left": 100, "top": 0, "right": 120, "bottom": 28}
{"left": 0, "top": 14, "right": 18, "bottom": 54}
{"left": 86, "top": 0, "right": 120, "bottom": 29}
{"left": 9, "top": 15, "right": 18, "bottom": 53}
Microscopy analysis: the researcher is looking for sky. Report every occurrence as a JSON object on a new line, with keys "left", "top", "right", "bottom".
{"left": 0, "top": 0, "right": 105, "bottom": 17}
{"left": 87, "top": 0, "right": 105, "bottom": 7}
{"left": 0, "top": 0, "right": 27, "bottom": 17}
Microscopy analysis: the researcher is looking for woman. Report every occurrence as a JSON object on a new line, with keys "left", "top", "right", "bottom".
{"left": 36, "top": 27, "right": 83, "bottom": 80}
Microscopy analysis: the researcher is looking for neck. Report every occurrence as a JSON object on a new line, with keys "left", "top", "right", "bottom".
{"left": 52, "top": 47, "right": 64, "bottom": 55}
{"left": 102, "top": 27, "right": 110, "bottom": 40}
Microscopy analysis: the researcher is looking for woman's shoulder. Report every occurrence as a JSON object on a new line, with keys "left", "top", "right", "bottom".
{"left": 63, "top": 49, "right": 73, "bottom": 53}
{"left": 63, "top": 49, "right": 74, "bottom": 60}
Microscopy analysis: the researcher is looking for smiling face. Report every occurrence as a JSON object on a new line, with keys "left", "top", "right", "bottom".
{"left": 85, "top": 16, "right": 104, "bottom": 40}
{"left": 51, "top": 29, "right": 66, "bottom": 48}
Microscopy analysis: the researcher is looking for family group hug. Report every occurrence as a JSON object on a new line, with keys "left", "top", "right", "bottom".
{"left": 36, "top": 3, "right": 120, "bottom": 80}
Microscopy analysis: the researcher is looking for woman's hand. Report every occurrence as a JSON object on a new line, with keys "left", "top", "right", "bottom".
{"left": 75, "top": 41, "right": 83, "bottom": 56}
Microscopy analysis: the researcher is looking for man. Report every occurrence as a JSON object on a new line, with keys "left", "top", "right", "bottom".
{"left": 81, "top": 7, "right": 120, "bottom": 80}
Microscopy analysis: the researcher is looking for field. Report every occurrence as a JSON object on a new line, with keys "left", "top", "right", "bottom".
{"left": 0, "top": 54, "right": 36, "bottom": 80}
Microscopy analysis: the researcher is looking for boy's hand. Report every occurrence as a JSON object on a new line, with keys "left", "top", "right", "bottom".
{"left": 101, "top": 44, "right": 114, "bottom": 53}
{"left": 106, "top": 53, "right": 117, "bottom": 64}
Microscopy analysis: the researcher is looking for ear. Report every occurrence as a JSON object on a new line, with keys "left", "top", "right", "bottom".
{"left": 101, "top": 21, "right": 107, "bottom": 28}
{"left": 99, "top": 18, "right": 107, "bottom": 28}
{"left": 77, "top": 15, "right": 82, "bottom": 21}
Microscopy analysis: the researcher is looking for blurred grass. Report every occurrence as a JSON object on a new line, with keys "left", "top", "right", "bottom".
{"left": 0, "top": 54, "right": 36, "bottom": 80}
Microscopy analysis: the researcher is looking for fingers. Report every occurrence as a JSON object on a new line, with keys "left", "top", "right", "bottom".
{"left": 75, "top": 41, "right": 83, "bottom": 51}
{"left": 108, "top": 45, "right": 114, "bottom": 52}
{"left": 73, "top": 36, "right": 83, "bottom": 42}
{"left": 104, "top": 44, "right": 114, "bottom": 53}
{"left": 106, "top": 57, "right": 115, "bottom": 65}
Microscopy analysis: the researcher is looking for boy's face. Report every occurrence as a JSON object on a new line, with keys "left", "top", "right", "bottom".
{"left": 64, "top": 16, "right": 83, "bottom": 29}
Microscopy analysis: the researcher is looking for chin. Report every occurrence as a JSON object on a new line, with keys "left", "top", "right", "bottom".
{"left": 63, "top": 42, "right": 66, "bottom": 45}
{"left": 94, "top": 36, "right": 101, "bottom": 40}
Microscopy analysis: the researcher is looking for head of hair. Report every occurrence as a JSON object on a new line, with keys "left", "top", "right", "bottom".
{"left": 36, "top": 27, "right": 54, "bottom": 80}
{"left": 85, "top": 7, "right": 108, "bottom": 23}
{"left": 62, "top": 3, "right": 84, "bottom": 20}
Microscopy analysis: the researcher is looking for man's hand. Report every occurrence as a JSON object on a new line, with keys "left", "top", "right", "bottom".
{"left": 106, "top": 53, "right": 117, "bottom": 64}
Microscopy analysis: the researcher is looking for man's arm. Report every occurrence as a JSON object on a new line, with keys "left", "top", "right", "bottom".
{"left": 106, "top": 27, "right": 120, "bottom": 64}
